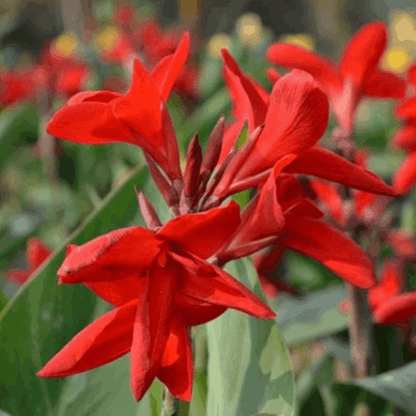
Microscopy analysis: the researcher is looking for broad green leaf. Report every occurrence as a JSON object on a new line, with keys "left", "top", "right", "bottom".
{"left": 274, "top": 285, "right": 348, "bottom": 346}
{"left": 206, "top": 258, "right": 295, "bottom": 416}
{"left": 0, "top": 104, "right": 39, "bottom": 171}
{"left": 0, "top": 166, "right": 150, "bottom": 416}
{"left": 355, "top": 362, "right": 416, "bottom": 413}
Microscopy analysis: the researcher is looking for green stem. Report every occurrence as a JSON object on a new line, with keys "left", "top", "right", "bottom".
{"left": 161, "top": 387, "right": 180, "bottom": 416}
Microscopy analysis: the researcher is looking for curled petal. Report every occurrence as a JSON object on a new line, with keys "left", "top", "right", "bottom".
{"left": 157, "top": 313, "right": 193, "bottom": 401}
{"left": 37, "top": 300, "right": 138, "bottom": 377}
{"left": 158, "top": 201, "right": 240, "bottom": 259}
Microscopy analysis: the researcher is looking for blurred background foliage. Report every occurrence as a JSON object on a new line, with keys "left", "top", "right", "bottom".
{"left": 2, "top": 0, "right": 416, "bottom": 415}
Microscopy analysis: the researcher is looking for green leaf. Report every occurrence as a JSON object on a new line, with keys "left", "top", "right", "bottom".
{"left": 0, "top": 166, "right": 150, "bottom": 416}
{"left": 355, "top": 362, "right": 416, "bottom": 413}
{"left": 206, "top": 258, "right": 295, "bottom": 416}
{"left": 0, "top": 104, "right": 40, "bottom": 171}
{"left": 274, "top": 285, "right": 348, "bottom": 346}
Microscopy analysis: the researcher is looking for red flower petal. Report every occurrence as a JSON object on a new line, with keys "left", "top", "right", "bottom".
{"left": 4, "top": 270, "right": 30, "bottom": 284}
{"left": 235, "top": 70, "right": 329, "bottom": 180}
{"left": 58, "top": 227, "right": 161, "bottom": 284}
{"left": 130, "top": 260, "right": 177, "bottom": 401}
{"left": 174, "top": 292, "right": 226, "bottom": 326}
{"left": 369, "top": 260, "right": 402, "bottom": 312}
{"left": 46, "top": 101, "right": 135, "bottom": 145}
{"left": 172, "top": 253, "right": 276, "bottom": 319}
{"left": 151, "top": 32, "right": 190, "bottom": 101}
{"left": 408, "top": 63, "right": 416, "bottom": 87}
{"left": 37, "top": 300, "right": 138, "bottom": 377}
{"left": 157, "top": 313, "right": 193, "bottom": 401}
{"left": 114, "top": 58, "right": 163, "bottom": 150}
{"left": 286, "top": 146, "right": 396, "bottom": 196}
{"left": 310, "top": 179, "right": 345, "bottom": 226}
{"left": 393, "top": 151, "right": 416, "bottom": 194}
{"left": 392, "top": 121, "right": 416, "bottom": 151}
{"left": 235, "top": 157, "right": 295, "bottom": 244}
{"left": 395, "top": 97, "right": 416, "bottom": 119}
{"left": 266, "top": 43, "right": 340, "bottom": 93}
{"left": 362, "top": 69, "right": 406, "bottom": 100}
{"left": 67, "top": 90, "right": 122, "bottom": 106}
{"left": 283, "top": 217, "right": 375, "bottom": 288}
{"left": 221, "top": 50, "right": 268, "bottom": 127}
{"left": 386, "top": 230, "right": 416, "bottom": 258}
{"left": 373, "top": 291, "right": 416, "bottom": 325}
{"left": 339, "top": 22, "right": 387, "bottom": 90}
{"left": 354, "top": 190, "right": 378, "bottom": 219}
{"left": 157, "top": 202, "right": 240, "bottom": 259}
{"left": 27, "top": 237, "right": 52, "bottom": 269}
{"left": 85, "top": 275, "right": 149, "bottom": 307}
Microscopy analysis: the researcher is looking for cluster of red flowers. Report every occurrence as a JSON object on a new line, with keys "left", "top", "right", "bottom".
{"left": 0, "top": 42, "right": 89, "bottom": 107}
{"left": 102, "top": 2, "right": 198, "bottom": 100}
{"left": 33, "top": 21, "right": 414, "bottom": 402}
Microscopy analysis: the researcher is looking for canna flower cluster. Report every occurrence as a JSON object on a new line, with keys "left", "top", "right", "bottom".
{"left": 38, "top": 28, "right": 400, "bottom": 402}
{"left": 392, "top": 64, "right": 416, "bottom": 194}
{"left": 0, "top": 39, "right": 89, "bottom": 108}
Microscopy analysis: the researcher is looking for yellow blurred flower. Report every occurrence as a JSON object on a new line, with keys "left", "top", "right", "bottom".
{"left": 235, "top": 13, "right": 263, "bottom": 47}
{"left": 207, "top": 33, "right": 232, "bottom": 58}
{"left": 53, "top": 32, "right": 79, "bottom": 57}
{"left": 390, "top": 11, "right": 416, "bottom": 42}
{"left": 94, "top": 26, "right": 120, "bottom": 51}
{"left": 382, "top": 46, "right": 411, "bottom": 73}
{"left": 280, "top": 33, "right": 315, "bottom": 51}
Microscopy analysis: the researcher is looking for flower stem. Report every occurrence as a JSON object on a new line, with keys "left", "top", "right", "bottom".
{"left": 161, "top": 387, "right": 179, "bottom": 416}
{"left": 346, "top": 284, "right": 374, "bottom": 378}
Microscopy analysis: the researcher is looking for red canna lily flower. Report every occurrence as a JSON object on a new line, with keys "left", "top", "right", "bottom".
{"left": 5, "top": 238, "right": 52, "bottom": 284}
{"left": 46, "top": 32, "right": 190, "bottom": 181}
{"left": 217, "top": 166, "right": 376, "bottom": 291}
{"left": 215, "top": 50, "right": 397, "bottom": 201}
{"left": 37, "top": 202, "right": 276, "bottom": 401}
{"left": 267, "top": 22, "right": 405, "bottom": 131}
